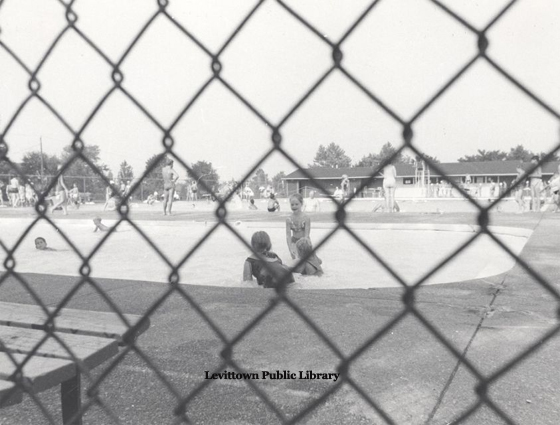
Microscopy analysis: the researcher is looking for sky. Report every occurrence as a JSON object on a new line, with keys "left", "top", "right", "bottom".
{"left": 1, "top": 0, "right": 560, "bottom": 182}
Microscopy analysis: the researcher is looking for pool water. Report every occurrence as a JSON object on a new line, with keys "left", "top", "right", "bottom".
{"left": 0, "top": 219, "right": 530, "bottom": 289}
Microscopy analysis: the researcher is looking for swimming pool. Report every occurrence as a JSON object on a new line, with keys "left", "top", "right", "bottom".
{"left": 0, "top": 219, "right": 530, "bottom": 289}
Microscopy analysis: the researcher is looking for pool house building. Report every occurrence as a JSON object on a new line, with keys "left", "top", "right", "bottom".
{"left": 283, "top": 160, "right": 560, "bottom": 198}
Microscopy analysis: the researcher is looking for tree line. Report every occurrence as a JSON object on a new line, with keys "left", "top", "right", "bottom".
{"left": 310, "top": 142, "right": 559, "bottom": 169}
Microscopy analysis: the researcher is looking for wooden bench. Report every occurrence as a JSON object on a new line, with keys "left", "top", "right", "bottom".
{"left": 0, "top": 302, "right": 150, "bottom": 424}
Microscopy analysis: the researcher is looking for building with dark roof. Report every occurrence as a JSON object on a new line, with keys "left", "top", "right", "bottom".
{"left": 283, "top": 161, "right": 560, "bottom": 197}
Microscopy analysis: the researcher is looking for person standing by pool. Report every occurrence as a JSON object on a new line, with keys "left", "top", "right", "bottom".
{"left": 341, "top": 175, "right": 349, "bottom": 199}
{"left": 25, "top": 183, "right": 36, "bottom": 207}
{"left": 382, "top": 161, "right": 397, "bottom": 213}
{"left": 162, "top": 158, "right": 179, "bottom": 215}
{"left": 541, "top": 164, "right": 560, "bottom": 212}
{"left": 286, "top": 193, "right": 311, "bottom": 259}
{"left": 50, "top": 165, "right": 68, "bottom": 215}
{"left": 303, "top": 190, "right": 320, "bottom": 213}
{"left": 267, "top": 192, "right": 280, "bottom": 212}
{"left": 513, "top": 161, "right": 526, "bottom": 213}
{"left": 190, "top": 180, "right": 198, "bottom": 202}
{"left": 0, "top": 179, "right": 4, "bottom": 207}
{"left": 528, "top": 155, "right": 542, "bottom": 212}
{"left": 103, "top": 181, "right": 117, "bottom": 211}
{"left": 8, "top": 176, "right": 20, "bottom": 207}
{"left": 68, "top": 183, "right": 80, "bottom": 209}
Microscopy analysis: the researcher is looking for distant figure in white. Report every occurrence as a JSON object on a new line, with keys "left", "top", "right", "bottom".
{"left": 528, "top": 155, "right": 542, "bottom": 212}
{"left": 303, "top": 190, "right": 320, "bottom": 213}
{"left": 243, "top": 185, "right": 254, "bottom": 201}
{"left": 341, "top": 174, "right": 350, "bottom": 199}
{"left": 103, "top": 181, "right": 117, "bottom": 211}
{"left": 8, "top": 176, "right": 20, "bottom": 207}
{"left": 512, "top": 162, "right": 526, "bottom": 214}
{"left": 382, "top": 161, "right": 397, "bottom": 213}
{"left": 162, "top": 159, "right": 179, "bottom": 216}
{"left": 333, "top": 187, "right": 344, "bottom": 201}
{"left": 50, "top": 165, "right": 68, "bottom": 215}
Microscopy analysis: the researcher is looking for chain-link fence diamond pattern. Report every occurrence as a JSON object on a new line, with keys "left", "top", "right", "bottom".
{"left": 1, "top": 0, "right": 560, "bottom": 424}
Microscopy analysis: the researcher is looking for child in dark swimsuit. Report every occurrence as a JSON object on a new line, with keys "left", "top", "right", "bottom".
{"left": 243, "top": 231, "right": 294, "bottom": 288}
{"left": 285, "top": 193, "right": 311, "bottom": 259}
{"left": 248, "top": 197, "right": 258, "bottom": 210}
{"left": 267, "top": 193, "right": 280, "bottom": 212}
{"left": 294, "top": 238, "right": 323, "bottom": 277}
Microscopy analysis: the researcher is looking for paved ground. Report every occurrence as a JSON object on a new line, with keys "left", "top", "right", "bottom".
{"left": 0, "top": 202, "right": 559, "bottom": 424}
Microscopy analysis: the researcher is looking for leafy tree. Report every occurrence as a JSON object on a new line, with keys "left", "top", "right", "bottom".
{"left": 355, "top": 153, "right": 377, "bottom": 168}
{"left": 377, "top": 142, "right": 403, "bottom": 164}
{"left": 506, "top": 145, "right": 534, "bottom": 162}
{"left": 271, "top": 171, "right": 286, "bottom": 197}
{"left": 117, "top": 160, "right": 134, "bottom": 183}
{"left": 310, "top": 143, "right": 351, "bottom": 168}
{"left": 0, "top": 159, "right": 12, "bottom": 177}
{"left": 20, "top": 151, "right": 60, "bottom": 177}
{"left": 355, "top": 143, "right": 418, "bottom": 167}
{"left": 538, "top": 151, "right": 560, "bottom": 161}
{"left": 415, "top": 154, "right": 440, "bottom": 164}
{"left": 59, "top": 144, "right": 111, "bottom": 199}
{"left": 458, "top": 149, "right": 507, "bottom": 162}
{"left": 141, "top": 154, "right": 167, "bottom": 199}
{"left": 459, "top": 145, "right": 559, "bottom": 163}
{"left": 248, "top": 168, "right": 268, "bottom": 198}
{"left": 187, "top": 160, "right": 220, "bottom": 194}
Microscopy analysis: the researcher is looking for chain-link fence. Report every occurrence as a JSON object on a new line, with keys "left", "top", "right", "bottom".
{"left": 1, "top": 0, "right": 560, "bottom": 424}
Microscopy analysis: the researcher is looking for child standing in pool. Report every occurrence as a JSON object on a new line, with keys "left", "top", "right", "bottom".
{"left": 285, "top": 193, "right": 311, "bottom": 259}
{"left": 243, "top": 231, "right": 294, "bottom": 288}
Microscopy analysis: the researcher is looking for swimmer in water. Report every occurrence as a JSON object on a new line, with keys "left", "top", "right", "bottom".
{"left": 248, "top": 197, "right": 258, "bottom": 210}
{"left": 35, "top": 237, "right": 56, "bottom": 251}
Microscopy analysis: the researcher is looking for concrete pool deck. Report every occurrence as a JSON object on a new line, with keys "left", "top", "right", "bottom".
{"left": 0, "top": 205, "right": 559, "bottom": 424}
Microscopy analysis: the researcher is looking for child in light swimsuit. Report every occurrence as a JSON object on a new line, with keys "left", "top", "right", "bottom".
{"left": 529, "top": 156, "right": 543, "bottom": 212}
{"left": 285, "top": 193, "right": 311, "bottom": 259}
{"left": 243, "top": 231, "right": 294, "bottom": 288}
{"left": 294, "top": 238, "right": 323, "bottom": 277}
{"left": 512, "top": 162, "right": 526, "bottom": 213}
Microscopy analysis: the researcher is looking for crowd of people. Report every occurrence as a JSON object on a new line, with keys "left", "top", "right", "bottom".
{"left": 4, "top": 155, "right": 559, "bottom": 216}
{"left": 0, "top": 176, "right": 38, "bottom": 208}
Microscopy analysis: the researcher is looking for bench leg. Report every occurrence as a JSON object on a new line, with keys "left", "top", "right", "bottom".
{"left": 61, "top": 374, "right": 82, "bottom": 425}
